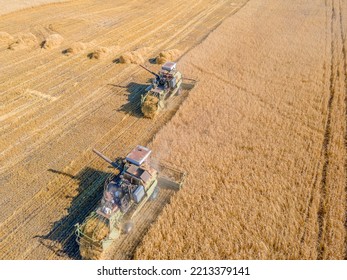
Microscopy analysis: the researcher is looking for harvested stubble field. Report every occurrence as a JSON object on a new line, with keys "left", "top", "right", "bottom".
{"left": 0, "top": 0, "right": 247, "bottom": 259}
{"left": 135, "top": 0, "right": 347, "bottom": 259}
{"left": 0, "top": 0, "right": 69, "bottom": 16}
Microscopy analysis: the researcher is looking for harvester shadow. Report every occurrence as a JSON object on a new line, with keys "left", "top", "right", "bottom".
{"left": 109, "top": 82, "right": 149, "bottom": 118}
{"left": 36, "top": 167, "right": 114, "bottom": 259}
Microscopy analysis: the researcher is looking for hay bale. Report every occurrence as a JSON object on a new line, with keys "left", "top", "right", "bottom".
{"left": 119, "top": 47, "right": 151, "bottom": 64}
{"left": 78, "top": 215, "right": 109, "bottom": 259}
{"left": 8, "top": 41, "right": 25, "bottom": 50}
{"left": 89, "top": 46, "right": 119, "bottom": 60}
{"left": 63, "top": 42, "right": 86, "bottom": 55}
{"left": 141, "top": 95, "right": 159, "bottom": 118}
{"left": 119, "top": 51, "right": 144, "bottom": 64}
{"left": 42, "top": 33, "right": 64, "bottom": 49}
{"left": 8, "top": 33, "right": 38, "bottom": 50}
{"left": 89, "top": 47, "right": 112, "bottom": 59}
{"left": 0, "top": 32, "right": 13, "bottom": 43}
{"left": 156, "top": 49, "right": 181, "bottom": 64}
{"left": 83, "top": 216, "right": 109, "bottom": 240}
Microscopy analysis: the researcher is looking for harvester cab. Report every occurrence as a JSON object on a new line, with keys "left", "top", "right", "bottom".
{"left": 140, "top": 62, "right": 182, "bottom": 118}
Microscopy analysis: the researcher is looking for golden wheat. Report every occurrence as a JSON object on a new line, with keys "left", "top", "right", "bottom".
{"left": 135, "top": 0, "right": 347, "bottom": 260}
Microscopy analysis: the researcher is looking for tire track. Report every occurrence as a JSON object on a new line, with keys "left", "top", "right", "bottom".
{"left": 317, "top": 0, "right": 347, "bottom": 260}
{"left": 317, "top": 0, "right": 336, "bottom": 260}
{"left": 338, "top": 0, "right": 347, "bottom": 260}
{"left": 296, "top": 0, "right": 332, "bottom": 258}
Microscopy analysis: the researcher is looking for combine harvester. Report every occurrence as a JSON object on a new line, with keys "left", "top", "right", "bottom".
{"left": 140, "top": 62, "right": 195, "bottom": 118}
{"left": 75, "top": 145, "right": 185, "bottom": 259}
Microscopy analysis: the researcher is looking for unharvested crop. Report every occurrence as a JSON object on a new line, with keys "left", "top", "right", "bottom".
{"left": 135, "top": 0, "right": 347, "bottom": 260}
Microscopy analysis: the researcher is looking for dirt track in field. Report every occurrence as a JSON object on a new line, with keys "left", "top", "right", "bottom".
{"left": 0, "top": 0, "right": 246, "bottom": 259}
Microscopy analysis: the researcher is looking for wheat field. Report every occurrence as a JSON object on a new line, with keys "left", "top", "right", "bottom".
{"left": 135, "top": 0, "right": 347, "bottom": 259}
{"left": 0, "top": 0, "right": 346, "bottom": 260}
